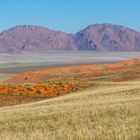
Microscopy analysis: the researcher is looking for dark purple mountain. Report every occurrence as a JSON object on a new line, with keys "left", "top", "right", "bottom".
{"left": 0, "top": 25, "right": 76, "bottom": 52}
{"left": 0, "top": 24, "right": 140, "bottom": 52}
{"left": 74, "top": 24, "right": 140, "bottom": 51}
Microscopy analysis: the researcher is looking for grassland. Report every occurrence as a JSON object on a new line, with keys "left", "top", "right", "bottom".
{"left": 0, "top": 80, "right": 140, "bottom": 140}
{"left": 0, "top": 57, "right": 140, "bottom": 140}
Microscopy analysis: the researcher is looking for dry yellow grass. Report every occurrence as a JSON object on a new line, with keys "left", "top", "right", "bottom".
{"left": 0, "top": 80, "right": 140, "bottom": 140}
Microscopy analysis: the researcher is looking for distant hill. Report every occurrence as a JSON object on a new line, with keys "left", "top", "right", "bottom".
{"left": 0, "top": 25, "right": 76, "bottom": 52}
{"left": 74, "top": 24, "right": 140, "bottom": 51}
{"left": 0, "top": 24, "right": 140, "bottom": 52}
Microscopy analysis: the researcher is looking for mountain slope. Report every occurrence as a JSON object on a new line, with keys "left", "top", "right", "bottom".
{"left": 0, "top": 25, "right": 76, "bottom": 52}
{"left": 74, "top": 24, "right": 140, "bottom": 51}
{"left": 0, "top": 24, "right": 140, "bottom": 52}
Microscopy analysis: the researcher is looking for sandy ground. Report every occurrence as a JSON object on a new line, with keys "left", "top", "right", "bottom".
{"left": 0, "top": 51, "right": 139, "bottom": 80}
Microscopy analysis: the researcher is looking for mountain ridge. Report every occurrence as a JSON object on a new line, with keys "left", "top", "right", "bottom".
{"left": 0, "top": 23, "right": 140, "bottom": 52}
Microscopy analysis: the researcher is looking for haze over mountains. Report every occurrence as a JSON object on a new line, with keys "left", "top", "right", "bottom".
{"left": 0, "top": 23, "right": 140, "bottom": 52}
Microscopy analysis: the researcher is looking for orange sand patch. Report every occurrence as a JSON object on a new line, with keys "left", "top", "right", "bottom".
{"left": 1, "top": 58, "right": 140, "bottom": 85}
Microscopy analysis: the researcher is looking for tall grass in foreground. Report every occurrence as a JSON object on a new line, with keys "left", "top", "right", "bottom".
{"left": 0, "top": 81, "right": 140, "bottom": 140}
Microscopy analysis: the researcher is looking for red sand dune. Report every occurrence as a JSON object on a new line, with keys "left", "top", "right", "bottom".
{"left": 2, "top": 58, "right": 140, "bottom": 85}
{"left": 0, "top": 58, "right": 139, "bottom": 99}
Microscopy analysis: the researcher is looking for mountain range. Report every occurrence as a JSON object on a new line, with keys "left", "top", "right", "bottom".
{"left": 0, "top": 23, "right": 140, "bottom": 52}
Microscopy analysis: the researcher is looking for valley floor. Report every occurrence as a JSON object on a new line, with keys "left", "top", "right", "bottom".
{"left": 0, "top": 80, "right": 140, "bottom": 140}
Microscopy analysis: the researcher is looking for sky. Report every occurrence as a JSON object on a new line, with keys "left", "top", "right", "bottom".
{"left": 0, "top": 0, "right": 140, "bottom": 33}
